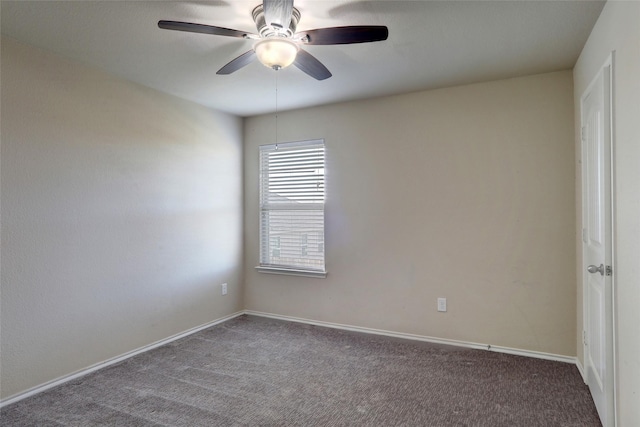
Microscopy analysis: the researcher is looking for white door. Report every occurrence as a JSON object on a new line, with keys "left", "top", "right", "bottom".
{"left": 581, "top": 56, "right": 614, "bottom": 427}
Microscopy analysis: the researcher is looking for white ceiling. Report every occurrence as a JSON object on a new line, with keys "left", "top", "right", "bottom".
{"left": 1, "top": 1, "right": 604, "bottom": 117}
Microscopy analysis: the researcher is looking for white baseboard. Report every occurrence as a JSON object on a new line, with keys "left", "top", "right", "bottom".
{"left": 245, "top": 310, "right": 578, "bottom": 365}
{"left": 0, "top": 311, "right": 245, "bottom": 408}
{"left": 575, "top": 358, "right": 587, "bottom": 382}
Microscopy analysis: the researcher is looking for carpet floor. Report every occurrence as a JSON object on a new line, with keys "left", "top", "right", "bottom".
{"left": 1, "top": 315, "right": 601, "bottom": 426}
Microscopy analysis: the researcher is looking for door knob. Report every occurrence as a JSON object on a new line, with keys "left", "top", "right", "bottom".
{"left": 587, "top": 264, "right": 604, "bottom": 275}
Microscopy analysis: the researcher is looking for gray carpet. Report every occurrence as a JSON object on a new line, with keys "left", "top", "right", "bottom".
{"left": 2, "top": 315, "right": 601, "bottom": 426}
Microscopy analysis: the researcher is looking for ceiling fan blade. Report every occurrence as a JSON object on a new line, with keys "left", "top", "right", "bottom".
{"left": 294, "top": 49, "right": 332, "bottom": 81}
{"left": 297, "top": 26, "right": 388, "bottom": 45}
{"left": 158, "top": 20, "right": 255, "bottom": 39}
{"left": 217, "top": 50, "right": 257, "bottom": 75}
{"left": 263, "top": 0, "right": 293, "bottom": 30}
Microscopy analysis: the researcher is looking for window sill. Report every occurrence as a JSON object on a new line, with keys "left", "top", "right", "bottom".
{"left": 255, "top": 266, "right": 327, "bottom": 279}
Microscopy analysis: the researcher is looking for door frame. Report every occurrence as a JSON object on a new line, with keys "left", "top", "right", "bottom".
{"left": 580, "top": 51, "right": 616, "bottom": 426}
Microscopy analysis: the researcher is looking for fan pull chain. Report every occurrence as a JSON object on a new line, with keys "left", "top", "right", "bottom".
{"left": 275, "top": 71, "right": 279, "bottom": 147}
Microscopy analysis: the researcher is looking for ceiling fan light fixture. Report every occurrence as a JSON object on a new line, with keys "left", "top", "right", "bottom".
{"left": 255, "top": 38, "right": 298, "bottom": 70}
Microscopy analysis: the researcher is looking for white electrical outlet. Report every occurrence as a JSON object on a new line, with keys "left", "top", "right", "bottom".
{"left": 437, "top": 298, "right": 447, "bottom": 312}
{"left": 221, "top": 283, "right": 228, "bottom": 295}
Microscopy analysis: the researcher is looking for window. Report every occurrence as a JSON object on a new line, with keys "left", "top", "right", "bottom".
{"left": 257, "top": 140, "right": 326, "bottom": 278}
{"left": 272, "top": 236, "right": 281, "bottom": 258}
{"left": 300, "top": 234, "right": 308, "bottom": 256}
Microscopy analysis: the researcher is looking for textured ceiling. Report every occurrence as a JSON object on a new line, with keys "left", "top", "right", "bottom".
{"left": 1, "top": 1, "right": 605, "bottom": 117}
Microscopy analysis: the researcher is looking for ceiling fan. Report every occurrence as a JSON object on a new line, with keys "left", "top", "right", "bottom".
{"left": 158, "top": 0, "right": 388, "bottom": 80}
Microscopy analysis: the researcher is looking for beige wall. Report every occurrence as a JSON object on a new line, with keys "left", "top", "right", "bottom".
{"left": 244, "top": 71, "right": 576, "bottom": 357}
{"left": 0, "top": 37, "right": 244, "bottom": 399}
{"left": 573, "top": 1, "right": 640, "bottom": 425}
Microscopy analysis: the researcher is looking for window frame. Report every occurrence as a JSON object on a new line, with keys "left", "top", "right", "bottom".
{"left": 255, "top": 139, "right": 327, "bottom": 279}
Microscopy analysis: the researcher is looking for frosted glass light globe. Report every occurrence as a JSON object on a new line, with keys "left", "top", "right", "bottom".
{"left": 255, "top": 38, "right": 299, "bottom": 70}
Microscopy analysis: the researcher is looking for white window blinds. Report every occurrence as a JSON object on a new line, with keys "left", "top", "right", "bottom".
{"left": 259, "top": 140, "right": 325, "bottom": 275}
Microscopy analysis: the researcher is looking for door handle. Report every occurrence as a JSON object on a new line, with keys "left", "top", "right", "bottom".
{"left": 587, "top": 264, "right": 605, "bottom": 276}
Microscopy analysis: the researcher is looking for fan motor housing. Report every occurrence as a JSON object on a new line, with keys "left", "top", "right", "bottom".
{"left": 252, "top": 5, "right": 300, "bottom": 38}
